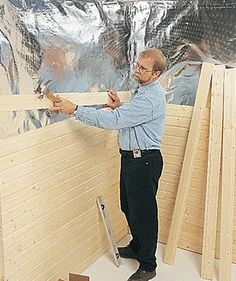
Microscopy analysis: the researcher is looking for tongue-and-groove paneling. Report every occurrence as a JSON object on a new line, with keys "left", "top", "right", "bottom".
{"left": 0, "top": 104, "right": 235, "bottom": 281}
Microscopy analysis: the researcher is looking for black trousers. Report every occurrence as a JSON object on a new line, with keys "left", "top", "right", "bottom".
{"left": 120, "top": 150, "right": 163, "bottom": 272}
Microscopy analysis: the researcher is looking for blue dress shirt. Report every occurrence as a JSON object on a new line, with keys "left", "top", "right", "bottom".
{"left": 75, "top": 80, "right": 166, "bottom": 150}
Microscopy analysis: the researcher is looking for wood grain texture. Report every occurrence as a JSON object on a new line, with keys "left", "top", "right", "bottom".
{"left": 201, "top": 65, "right": 224, "bottom": 279}
{"left": 164, "top": 63, "right": 214, "bottom": 265}
{"left": 0, "top": 91, "right": 131, "bottom": 112}
{"left": 219, "top": 69, "right": 236, "bottom": 281}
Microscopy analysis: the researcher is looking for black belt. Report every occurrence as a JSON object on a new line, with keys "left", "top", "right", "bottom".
{"left": 119, "top": 149, "right": 159, "bottom": 158}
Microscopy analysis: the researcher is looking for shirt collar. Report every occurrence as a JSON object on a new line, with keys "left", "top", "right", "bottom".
{"left": 132, "top": 80, "right": 160, "bottom": 95}
{"left": 139, "top": 79, "right": 160, "bottom": 89}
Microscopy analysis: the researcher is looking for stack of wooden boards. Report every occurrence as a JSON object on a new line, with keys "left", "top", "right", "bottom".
{"left": 164, "top": 64, "right": 236, "bottom": 281}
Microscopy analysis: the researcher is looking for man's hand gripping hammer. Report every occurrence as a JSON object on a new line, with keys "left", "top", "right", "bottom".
{"left": 34, "top": 80, "right": 61, "bottom": 116}
{"left": 34, "top": 79, "right": 61, "bottom": 103}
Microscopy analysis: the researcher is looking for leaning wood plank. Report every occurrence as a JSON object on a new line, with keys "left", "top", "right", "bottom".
{"left": 0, "top": 196, "right": 5, "bottom": 281}
{"left": 164, "top": 63, "right": 214, "bottom": 265}
{"left": 219, "top": 68, "right": 236, "bottom": 281}
{"left": 0, "top": 91, "right": 131, "bottom": 112}
{"left": 201, "top": 65, "right": 224, "bottom": 279}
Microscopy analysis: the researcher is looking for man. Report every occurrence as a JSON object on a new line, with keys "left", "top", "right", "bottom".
{"left": 51, "top": 48, "right": 167, "bottom": 281}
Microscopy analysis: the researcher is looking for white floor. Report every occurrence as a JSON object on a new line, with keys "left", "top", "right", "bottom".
{"left": 83, "top": 236, "right": 236, "bottom": 281}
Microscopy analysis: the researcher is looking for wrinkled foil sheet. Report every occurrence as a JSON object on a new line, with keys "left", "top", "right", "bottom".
{"left": 0, "top": 0, "right": 236, "bottom": 138}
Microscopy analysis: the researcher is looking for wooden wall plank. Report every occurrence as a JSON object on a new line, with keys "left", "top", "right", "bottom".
{"left": 164, "top": 63, "right": 214, "bottom": 265}
{"left": 0, "top": 91, "right": 131, "bottom": 112}
{"left": 165, "top": 104, "right": 193, "bottom": 118}
{"left": 0, "top": 194, "right": 5, "bottom": 280}
{"left": 201, "top": 65, "right": 224, "bottom": 279}
{"left": 219, "top": 69, "right": 236, "bottom": 281}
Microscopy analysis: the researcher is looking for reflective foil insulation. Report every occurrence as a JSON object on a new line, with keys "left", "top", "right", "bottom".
{"left": 0, "top": 0, "right": 235, "bottom": 138}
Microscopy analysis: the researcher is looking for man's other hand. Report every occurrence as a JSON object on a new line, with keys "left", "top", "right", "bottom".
{"left": 106, "top": 89, "right": 121, "bottom": 109}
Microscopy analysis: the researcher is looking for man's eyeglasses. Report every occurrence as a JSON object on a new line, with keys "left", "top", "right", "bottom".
{"left": 133, "top": 62, "right": 156, "bottom": 74}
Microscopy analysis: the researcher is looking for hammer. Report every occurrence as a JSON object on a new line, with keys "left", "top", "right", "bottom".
{"left": 34, "top": 79, "right": 61, "bottom": 103}
{"left": 34, "top": 79, "right": 62, "bottom": 116}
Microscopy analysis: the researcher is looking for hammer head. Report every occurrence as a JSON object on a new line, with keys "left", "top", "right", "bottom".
{"left": 34, "top": 79, "right": 52, "bottom": 99}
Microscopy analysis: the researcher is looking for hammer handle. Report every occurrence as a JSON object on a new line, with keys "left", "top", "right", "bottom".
{"left": 46, "top": 91, "right": 61, "bottom": 103}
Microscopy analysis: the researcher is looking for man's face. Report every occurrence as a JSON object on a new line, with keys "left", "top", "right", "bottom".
{"left": 133, "top": 56, "right": 159, "bottom": 85}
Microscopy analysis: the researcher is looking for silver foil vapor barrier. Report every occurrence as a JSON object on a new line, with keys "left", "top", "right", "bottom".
{"left": 0, "top": 0, "right": 235, "bottom": 138}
